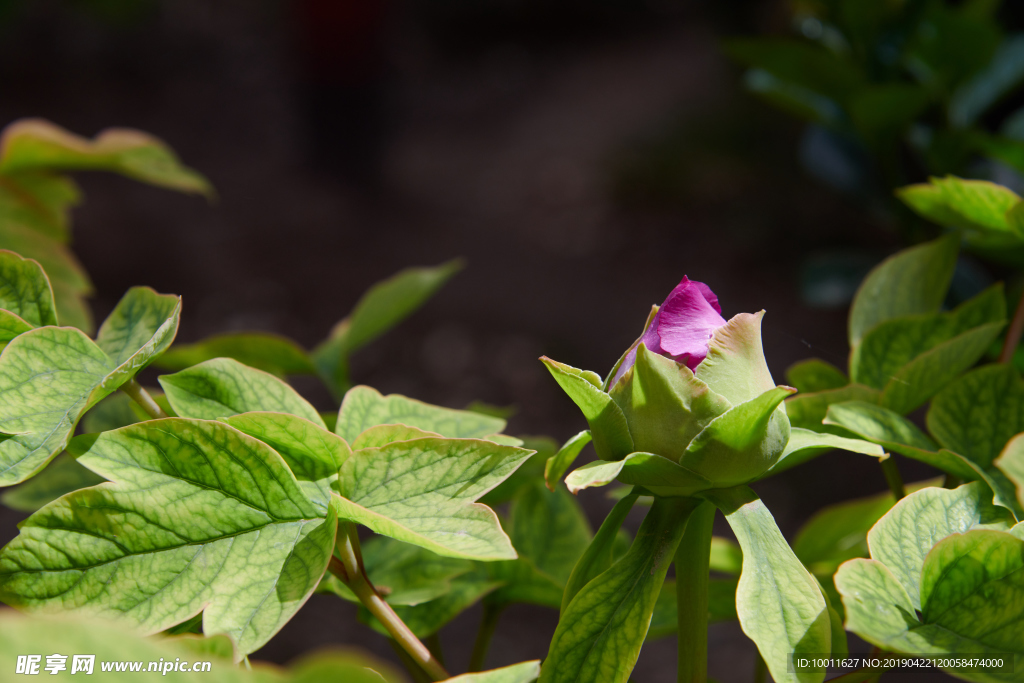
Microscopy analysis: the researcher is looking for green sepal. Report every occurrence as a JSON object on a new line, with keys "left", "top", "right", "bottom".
{"left": 541, "top": 357, "right": 634, "bottom": 460}
{"left": 565, "top": 452, "right": 712, "bottom": 497}
{"left": 702, "top": 485, "right": 830, "bottom": 683}
{"left": 545, "top": 430, "right": 591, "bottom": 491}
{"left": 609, "top": 344, "right": 730, "bottom": 462}
{"left": 785, "top": 358, "right": 848, "bottom": 393}
{"left": 159, "top": 357, "right": 324, "bottom": 427}
{"left": 540, "top": 496, "right": 700, "bottom": 683}
{"left": 680, "top": 385, "right": 795, "bottom": 487}
{"left": 336, "top": 385, "right": 505, "bottom": 442}
{"left": 695, "top": 311, "right": 778, "bottom": 406}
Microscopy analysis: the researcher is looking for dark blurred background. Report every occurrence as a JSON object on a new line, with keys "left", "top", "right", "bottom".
{"left": 1, "top": 0, "right": 1017, "bottom": 680}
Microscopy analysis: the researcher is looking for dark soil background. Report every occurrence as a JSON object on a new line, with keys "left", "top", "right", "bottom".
{"left": 0, "top": 1, "right": 958, "bottom": 680}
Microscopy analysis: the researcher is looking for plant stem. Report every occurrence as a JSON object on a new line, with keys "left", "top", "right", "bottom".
{"left": 468, "top": 602, "right": 503, "bottom": 672}
{"left": 424, "top": 634, "right": 446, "bottom": 668}
{"left": 753, "top": 652, "right": 767, "bottom": 683}
{"left": 879, "top": 458, "right": 905, "bottom": 501}
{"left": 676, "top": 500, "right": 715, "bottom": 683}
{"left": 389, "top": 640, "right": 432, "bottom": 683}
{"left": 1000, "top": 290, "right": 1024, "bottom": 364}
{"left": 120, "top": 379, "right": 168, "bottom": 420}
{"left": 329, "top": 523, "right": 449, "bottom": 681}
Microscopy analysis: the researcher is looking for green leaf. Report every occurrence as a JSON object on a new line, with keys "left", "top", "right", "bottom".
{"left": 479, "top": 436, "right": 553, "bottom": 506}
{"left": 609, "top": 344, "right": 731, "bottom": 462}
{"left": 0, "top": 118, "right": 213, "bottom": 196}
{"left": 723, "top": 40, "right": 862, "bottom": 102}
{"left": 0, "top": 171, "right": 77, "bottom": 243}
{"left": 336, "top": 385, "right": 505, "bottom": 443}
{"left": 824, "top": 401, "right": 980, "bottom": 480}
{"left": 850, "top": 284, "right": 1005, "bottom": 390}
{"left": 995, "top": 433, "right": 1024, "bottom": 511}
{"left": 351, "top": 423, "right": 441, "bottom": 450}
{"left": 221, "top": 412, "right": 350, "bottom": 511}
{"left": 0, "top": 290, "right": 179, "bottom": 487}
{"left": 545, "top": 430, "right": 591, "bottom": 491}
{"left": 703, "top": 486, "right": 830, "bottom": 683}
{"left": 647, "top": 578, "right": 739, "bottom": 639}
{"left": 565, "top": 452, "right": 712, "bottom": 496}
{"left": 680, "top": 385, "right": 794, "bottom": 488}
{"left": 0, "top": 452, "right": 104, "bottom": 512}
{"left": 155, "top": 332, "right": 315, "bottom": 376}
{"left": 867, "top": 482, "right": 1016, "bottom": 609}
{"left": 362, "top": 565, "right": 500, "bottom": 638}
{"left": 695, "top": 311, "right": 778, "bottom": 406}
{"left": 834, "top": 558, "right": 925, "bottom": 657}
{"left": 335, "top": 437, "right": 533, "bottom": 560}
{"left": 541, "top": 357, "right": 634, "bottom": 461}
{"left": 849, "top": 84, "right": 931, "bottom": 145}
{"left": 784, "top": 384, "right": 880, "bottom": 432}
{"left": 561, "top": 490, "right": 638, "bottom": 613}
{"left": 321, "top": 535, "right": 472, "bottom": 606}
{"left": 1, "top": 419, "right": 337, "bottom": 657}
{"left": 540, "top": 496, "right": 700, "bottom": 683}
{"left": 793, "top": 480, "right": 942, "bottom": 575}
{"left": 785, "top": 359, "right": 848, "bottom": 394}
{"left": 82, "top": 392, "right": 140, "bottom": 433}
{"left": 767, "top": 428, "right": 885, "bottom": 476}
{"left": 848, "top": 234, "right": 959, "bottom": 347}
{"left": 445, "top": 661, "right": 541, "bottom": 683}
{"left": 950, "top": 35, "right": 1024, "bottom": 128}
{"left": 312, "top": 260, "right": 461, "bottom": 398}
{"left": 0, "top": 249, "right": 56, "bottom": 328}
{"left": 710, "top": 536, "right": 743, "bottom": 575}
{"left": 159, "top": 358, "right": 324, "bottom": 427}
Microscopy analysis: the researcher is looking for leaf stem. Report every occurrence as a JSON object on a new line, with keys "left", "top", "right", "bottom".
{"left": 879, "top": 458, "right": 905, "bottom": 501}
{"left": 329, "top": 522, "right": 450, "bottom": 681}
{"left": 676, "top": 499, "right": 715, "bottom": 683}
{"left": 468, "top": 602, "right": 503, "bottom": 672}
{"left": 120, "top": 379, "right": 168, "bottom": 420}
{"left": 1000, "top": 289, "right": 1024, "bottom": 364}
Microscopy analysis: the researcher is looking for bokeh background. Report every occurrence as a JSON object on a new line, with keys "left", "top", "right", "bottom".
{"left": 2, "top": 1, "right": 1023, "bottom": 681}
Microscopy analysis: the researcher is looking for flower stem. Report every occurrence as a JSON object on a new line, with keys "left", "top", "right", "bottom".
{"left": 676, "top": 500, "right": 715, "bottom": 683}
{"left": 120, "top": 379, "right": 168, "bottom": 420}
{"left": 468, "top": 602, "right": 503, "bottom": 672}
{"left": 329, "top": 522, "right": 449, "bottom": 681}
{"left": 1000, "top": 289, "right": 1024, "bottom": 365}
{"left": 879, "top": 458, "right": 905, "bottom": 501}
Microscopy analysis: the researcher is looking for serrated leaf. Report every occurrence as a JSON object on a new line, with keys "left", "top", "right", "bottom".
{"left": 0, "top": 249, "right": 56, "bottom": 328}
{"left": 767, "top": 427, "right": 885, "bottom": 476}
{"left": 0, "top": 118, "right": 213, "bottom": 196}
{"left": 541, "top": 357, "right": 634, "bottom": 461}
{"left": 784, "top": 384, "right": 880, "bottom": 432}
{"left": 321, "top": 535, "right": 472, "bottom": 606}
{"left": 565, "top": 452, "right": 712, "bottom": 497}
{"left": 851, "top": 284, "right": 1005, "bottom": 390}
{"left": 545, "top": 430, "right": 591, "bottom": 491}
{"left": 703, "top": 485, "right": 830, "bottom": 683}
{"left": 446, "top": 661, "right": 541, "bottom": 683}
{"left": 0, "top": 419, "right": 336, "bottom": 657}
{"left": 159, "top": 358, "right": 323, "bottom": 427}
{"left": 994, "top": 433, "right": 1024, "bottom": 510}
{"left": 336, "top": 385, "right": 504, "bottom": 443}
{"left": 335, "top": 438, "right": 533, "bottom": 560}
{"left": 785, "top": 359, "right": 848, "bottom": 393}
{"left": 867, "top": 482, "right": 1016, "bottom": 610}
{"left": 824, "top": 401, "right": 980, "bottom": 480}
{"left": 221, "top": 412, "right": 350, "bottom": 512}
{"left": 0, "top": 452, "right": 104, "bottom": 512}
{"left": 312, "top": 260, "right": 461, "bottom": 398}
{"left": 561, "top": 489, "right": 638, "bottom": 613}
{"left": 848, "top": 234, "right": 959, "bottom": 347}
{"left": 155, "top": 332, "right": 315, "bottom": 376}
{"left": 681, "top": 385, "right": 794, "bottom": 487}
{"left": 540, "top": 496, "right": 700, "bottom": 683}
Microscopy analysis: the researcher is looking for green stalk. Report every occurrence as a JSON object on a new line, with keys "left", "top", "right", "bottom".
{"left": 676, "top": 500, "right": 715, "bottom": 683}
{"left": 120, "top": 379, "right": 168, "bottom": 420}
{"left": 879, "top": 458, "right": 905, "bottom": 501}
{"left": 468, "top": 602, "right": 503, "bottom": 672}
{"left": 329, "top": 522, "right": 449, "bottom": 681}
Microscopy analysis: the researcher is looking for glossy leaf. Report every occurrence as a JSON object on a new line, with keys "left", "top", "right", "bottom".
{"left": 0, "top": 118, "right": 213, "bottom": 196}
{"left": 867, "top": 482, "right": 1016, "bottom": 609}
{"left": 767, "top": 427, "right": 885, "bottom": 475}
{"left": 312, "top": 260, "right": 461, "bottom": 398}
{"left": 561, "top": 490, "right": 638, "bottom": 613}
{"left": 785, "top": 358, "right": 848, "bottom": 393}
{"left": 541, "top": 357, "right": 634, "bottom": 461}
{"left": 0, "top": 452, "right": 104, "bottom": 512}
{"left": 0, "top": 249, "right": 56, "bottom": 328}
{"left": 155, "top": 332, "right": 315, "bottom": 376}
{"left": 545, "top": 430, "right": 591, "bottom": 491}
{"left": 540, "top": 497, "right": 699, "bottom": 683}
{"left": 159, "top": 358, "right": 324, "bottom": 427}
{"left": 335, "top": 437, "right": 533, "bottom": 560}
{"left": 847, "top": 234, "right": 958, "bottom": 347}
{"left": 336, "top": 385, "right": 504, "bottom": 443}
{"left": 704, "top": 486, "right": 830, "bottom": 683}
{"left": 0, "top": 419, "right": 337, "bottom": 657}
